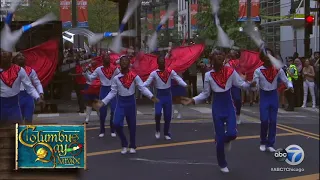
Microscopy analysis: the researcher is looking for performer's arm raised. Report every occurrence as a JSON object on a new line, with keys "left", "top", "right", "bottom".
{"left": 143, "top": 72, "right": 155, "bottom": 87}
{"left": 192, "top": 72, "right": 211, "bottom": 104}
{"left": 171, "top": 70, "right": 187, "bottom": 87}
{"left": 279, "top": 69, "right": 293, "bottom": 89}
{"left": 19, "top": 68, "right": 40, "bottom": 100}
{"left": 84, "top": 67, "right": 99, "bottom": 82}
{"left": 135, "top": 75, "right": 154, "bottom": 99}
{"left": 101, "top": 78, "right": 118, "bottom": 105}
{"left": 30, "top": 69, "right": 44, "bottom": 95}
{"left": 231, "top": 70, "right": 250, "bottom": 89}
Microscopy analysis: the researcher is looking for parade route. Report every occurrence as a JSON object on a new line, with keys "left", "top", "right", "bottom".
{"left": 32, "top": 104, "right": 320, "bottom": 180}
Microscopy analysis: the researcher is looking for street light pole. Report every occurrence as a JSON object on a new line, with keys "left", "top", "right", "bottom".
{"left": 187, "top": 0, "right": 190, "bottom": 42}
{"left": 72, "top": 0, "right": 77, "bottom": 27}
{"left": 304, "top": 0, "right": 311, "bottom": 57}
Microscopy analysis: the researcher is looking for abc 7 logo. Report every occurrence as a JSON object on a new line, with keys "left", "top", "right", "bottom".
{"left": 274, "top": 148, "right": 288, "bottom": 162}
{"left": 274, "top": 145, "right": 305, "bottom": 165}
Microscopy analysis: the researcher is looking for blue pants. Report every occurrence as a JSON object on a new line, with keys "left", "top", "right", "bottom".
{"left": 113, "top": 95, "right": 137, "bottom": 149}
{"left": 19, "top": 91, "right": 35, "bottom": 123}
{"left": 99, "top": 86, "right": 116, "bottom": 134}
{"left": 212, "top": 90, "right": 237, "bottom": 168}
{"left": 0, "top": 95, "right": 22, "bottom": 123}
{"left": 259, "top": 89, "right": 278, "bottom": 147}
{"left": 231, "top": 86, "right": 242, "bottom": 115}
{"left": 155, "top": 88, "right": 172, "bottom": 136}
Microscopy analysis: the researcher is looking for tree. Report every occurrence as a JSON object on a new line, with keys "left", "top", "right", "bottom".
{"left": 14, "top": 0, "right": 60, "bottom": 21}
{"left": 196, "top": 0, "right": 257, "bottom": 50}
{"left": 87, "top": 0, "right": 118, "bottom": 33}
{"left": 14, "top": 0, "right": 118, "bottom": 34}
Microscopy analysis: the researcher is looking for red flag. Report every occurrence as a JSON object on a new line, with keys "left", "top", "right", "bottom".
{"left": 22, "top": 40, "right": 59, "bottom": 87}
{"left": 167, "top": 44, "right": 205, "bottom": 73}
{"left": 77, "top": 0, "right": 88, "bottom": 27}
{"left": 132, "top": 52, "right": 158, "bottom": 81}
{"left": 237, "top": 50, "right": 263, "bottom": 81}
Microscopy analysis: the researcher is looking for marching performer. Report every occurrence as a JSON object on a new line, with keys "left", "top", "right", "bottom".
{"left": 181, "top": 49, "right": 252, "bottom": 173}
{"left": 225, "top": 50, "right": 242, "bottom": 124}
{"left": 84, "top": 53, "right": 120, "bottom": 138}
{"left": 143, "top": 55, "right": 187, "bottom": 140}
{"left": 83, "top": 61, "right": 100, "bottom": 123}
{"left": 93, "top": 55, "right": 159, "bottom": 154}
{"left": 13, "top": 53, "right": 44, "bottom": 123}
{"left": 252, "top": 48, "right": 293, "bottom": 153}
{"left": 0, "top": 51, "right": 41, "bottom": 123}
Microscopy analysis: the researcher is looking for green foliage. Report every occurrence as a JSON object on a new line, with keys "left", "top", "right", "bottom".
{"left": 196, "top": 0, "right": 256, "bottom": 50}
{"left": 15, "top": 0, "right": 59, "bottom": 21}
{"left": 87, "top": 0, "right": 118, "bottom": 33}
{"left": 14, "top": 0, "right": 119, "bottom": 33}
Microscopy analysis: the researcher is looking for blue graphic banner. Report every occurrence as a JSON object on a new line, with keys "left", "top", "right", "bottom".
{"left": 15, "top": 124, "right": 87, "bottom": 169}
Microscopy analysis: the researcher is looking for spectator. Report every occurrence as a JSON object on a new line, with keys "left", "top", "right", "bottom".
{"left": 187, "top": 63, "right": 198, "bottom": 97}
{"left": 285, "top": 58, "right": 298, "bottom": 111}
{"left": 302, "top": 59, "right": 316, "bottom": 108}
{"left": 294, "top": 58, "right": 304, "bottom": 107}
{"left": 312, "top": 52, "right": 319, "bottom": 106}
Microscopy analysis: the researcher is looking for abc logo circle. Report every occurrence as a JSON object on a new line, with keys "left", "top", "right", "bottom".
{"left": 285, "top": 145, "right": 304, "bottom": 166}
{"left": 274, "top": 148, "right": 288, "bottom": 162}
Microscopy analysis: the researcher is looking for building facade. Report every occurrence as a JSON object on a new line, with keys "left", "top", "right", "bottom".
{"left": 261, "top": 0, "right": 319, "bottom": 59}
{"left": 280, "top": 0, "right": 319, "bottom": 58}
{"left": 177, "top": 0, "right": 198, "bottom": 40}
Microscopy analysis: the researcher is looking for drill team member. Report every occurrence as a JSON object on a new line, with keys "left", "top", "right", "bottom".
{"left": 225, "top": 50, "right": 242, "bottom": 125}
{"left": 84, "top": 54, "right": 120, "bottom": 138}
{"left": 0, "top": 51, "right": 41, "bottom": 123}
{"left": 143, "top": 55, "right": 187, "bottom": 140}
{"left": 181, "top": 50, "right": 251, "bottom": 173}
{"left": 252, "top": 48, "right": 293, "bottom": 153}
{"left": 13, "top": 53, "right": 44, "bottom": 123}
{"left": 93, "top": 55, "right": 159, "bottom": 154}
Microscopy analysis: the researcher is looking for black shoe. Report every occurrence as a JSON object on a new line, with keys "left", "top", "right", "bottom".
{"left": 281, "top": 104, "right": 285, "bottom": 108}
{"left": 78, "top": 110, "right": 84, "bottom": 113}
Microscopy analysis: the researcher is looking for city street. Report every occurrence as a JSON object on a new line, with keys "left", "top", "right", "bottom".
{"left": 33, "top": 103, "right": 319, "bottom": 180}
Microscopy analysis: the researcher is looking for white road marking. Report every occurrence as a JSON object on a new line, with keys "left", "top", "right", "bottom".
{"left": 37, "top": 113, "right": 60, "bottom": 117}
{"left": 130, "top": 158, "right": 217, "bottom": 166}
{"left": 278, "top": 109, "right": 297, "bottom": 114}
{"left": 241, "top": 108, "right": 257, "bottom": 113}
{"left": 189, "top": 107, "right": 211, "bottom": 114}
{"left": 301, "top": 108, "right": 319, "bottom": 113}
{"left": 278, "top": 115, "right": 306, "bottom": 118}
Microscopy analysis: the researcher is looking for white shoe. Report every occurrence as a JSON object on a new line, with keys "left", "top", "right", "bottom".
{"left": 98, "top": 133, "right": 104, "bottom": 138}
{"left": 260, "top": 145, "right": 266, "bottom": 152}
{"left": 301, "top": 105, "right": 306, "bottom": 108}
{"left": 267, "top": 147, "right": 276, "bottom": 152}
{"left": 121, "top": 148, "right": 128, "bottom": 154}
{"left": 85, "top": 118, "right": 89, "bottom": 123}
{"left": 237, "top": 119, "right": 241, "bottom": 125}
{"left": 129, "top": 148, "right": 136, "bottom": 154}
{"left": 225, "top": 142, "right": 232, "bottom": 151}
{"left": 177, "top": 113, "right": 182, "bottom": 119}
{"left": 312, "top": 105, "right": 316, "bottom": 109}
{"left": 164, "top": 135, "right": 171, "bottom": 140}
{"left": 155, "top": 132, "right": 160, "bottom": 139}
{"left": 220, "top": 167, "right": 229, "bottom": 173}
{"left": 111, "top": 133, "right": 116, "bottom": 137}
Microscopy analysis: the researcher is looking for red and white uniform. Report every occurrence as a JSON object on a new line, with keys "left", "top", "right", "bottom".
{"left": 143, "top": 69, "right": 187, "bottom": 89}
{"left": 84, "top": 65, "right": 120, "bottom": 86}
{"left": 0, "top": 65, "right": 39, "bottom": 99}
{"left": 20, "top": 66, "right": 43, "bottom": 94}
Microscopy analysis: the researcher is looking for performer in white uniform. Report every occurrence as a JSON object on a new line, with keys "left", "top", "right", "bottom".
{"left": 13, "top": 53, "right": 44, "bottom": 123}
{"left": 181, "top": 50, "right": 252, "bottom": 173}
{"left": 93, "top": 55, "right": 159, "bottom": 154}
{"left": 144, "top": 55, "right": 187, "bottom": 140}
{"left": 0, "top": 51, "right": 41, "bottom": 123}
{"left": 84, "top": 54, "right": 120, "bottom": 138}
{"left": 252, "top": 48, "right": 293, "bottom": 153}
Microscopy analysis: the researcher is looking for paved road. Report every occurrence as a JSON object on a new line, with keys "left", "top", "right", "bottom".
{"left": 32, "top": 104, "right": 319, "bottom": 180}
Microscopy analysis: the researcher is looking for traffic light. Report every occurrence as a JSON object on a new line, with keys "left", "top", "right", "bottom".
{"left": 305, "top": 15, "right": 314, "bottom": 34}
